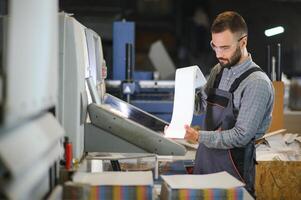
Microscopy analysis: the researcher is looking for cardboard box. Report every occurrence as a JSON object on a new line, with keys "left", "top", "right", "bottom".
{"left": 255, "top": 161, "right": 301, "bottom": 200}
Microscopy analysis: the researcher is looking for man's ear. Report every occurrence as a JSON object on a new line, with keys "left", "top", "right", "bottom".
{"left": 242, "top": 37, "right": 248, "bottom": 47}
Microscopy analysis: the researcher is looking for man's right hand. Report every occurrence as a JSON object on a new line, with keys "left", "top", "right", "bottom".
{"left": 184, "top": 125, "right": 199, "bottom": 143}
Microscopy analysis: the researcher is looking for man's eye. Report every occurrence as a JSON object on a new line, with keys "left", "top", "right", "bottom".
{"left": 222, "top": 46, "right": 230, "bottom": 50}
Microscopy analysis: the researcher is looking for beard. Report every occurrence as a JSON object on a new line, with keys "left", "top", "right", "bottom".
{"left": 218, "top": 46, "right": 242, "bottom": 68}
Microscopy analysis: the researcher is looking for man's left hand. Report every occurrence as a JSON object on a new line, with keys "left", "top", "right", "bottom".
{"left": 184, "top": 125, "right": 199, "bottom": 143}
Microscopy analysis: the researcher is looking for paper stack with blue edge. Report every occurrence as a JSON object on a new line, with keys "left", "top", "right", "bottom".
{"left": 72, "top": 171, "right": 153, "bottom": 200}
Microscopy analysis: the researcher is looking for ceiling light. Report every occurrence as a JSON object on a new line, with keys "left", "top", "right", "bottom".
{"left": 265, "top": 26, "right": 284, "bottom": 37}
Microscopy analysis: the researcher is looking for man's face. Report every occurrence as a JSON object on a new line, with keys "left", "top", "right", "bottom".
{"left": 211, "top": 30, "right": 244, "bottom": 68}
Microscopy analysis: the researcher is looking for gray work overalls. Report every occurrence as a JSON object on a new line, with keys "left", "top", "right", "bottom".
{"left": 193, "top": 67, "right": 263, "bottom": 197}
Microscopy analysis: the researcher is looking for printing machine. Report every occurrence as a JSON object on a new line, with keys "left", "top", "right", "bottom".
{"left": 58, "top": 13, "right": 186, "bottom": 161}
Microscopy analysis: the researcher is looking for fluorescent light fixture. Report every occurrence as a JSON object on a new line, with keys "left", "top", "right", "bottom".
{"left": 265, "top": 26, "right": 284, "bottom": 37}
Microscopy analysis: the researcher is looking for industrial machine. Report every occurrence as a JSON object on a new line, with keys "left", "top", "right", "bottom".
{"left": 0, "top": 0, "right": 64, "bottom": 199}
{"left": 58, "top": 13, "right": 186, "bottom": 160}
{"left": 85, "top": 83, "right": 186, "bottom": 155}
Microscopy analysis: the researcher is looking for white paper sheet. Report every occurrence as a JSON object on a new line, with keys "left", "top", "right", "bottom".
{"left": 73, "top": 171, "right": 153, "bottom": 186}
{"left": 161, "top": 171, "right": 244, "bottom": 189}
{"left": 164, "top": 66, "right": 206, "bottom": 138}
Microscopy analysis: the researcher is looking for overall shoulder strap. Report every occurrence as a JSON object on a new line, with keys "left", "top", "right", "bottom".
{"left": 213, "top": 67, "right": 225, "bottom": 88}
{"left": 229, "top": 67, "right": 263, "bottom": 93}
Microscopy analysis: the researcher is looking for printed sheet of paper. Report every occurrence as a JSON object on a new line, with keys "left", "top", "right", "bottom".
{"left": 165, "top": 66, "right": 206, "bottom": 138}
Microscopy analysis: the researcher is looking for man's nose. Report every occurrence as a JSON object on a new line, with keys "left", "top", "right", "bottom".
{"left": 215, "top": 50, "right": 223, "bottom": 58}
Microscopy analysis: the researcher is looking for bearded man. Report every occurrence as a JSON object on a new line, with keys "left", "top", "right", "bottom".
{"left": 184, "top": 11, "right": 274, "bottom": 198}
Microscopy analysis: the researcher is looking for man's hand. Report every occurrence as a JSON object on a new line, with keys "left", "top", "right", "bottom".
{"left": 184, "top": 125, "right": 199, "bottom": 143}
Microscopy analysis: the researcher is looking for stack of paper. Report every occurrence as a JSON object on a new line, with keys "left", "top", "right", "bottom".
{"left": 160, "top": 172, "right": 249, "bottom": 200}
{"left": 72, "top": 171, "right": 153, "bottom": 199}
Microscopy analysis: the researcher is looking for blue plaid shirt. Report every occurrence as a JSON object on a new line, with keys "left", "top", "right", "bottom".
{"left": 195, "top": 55, "right": 274, "bottom": 149}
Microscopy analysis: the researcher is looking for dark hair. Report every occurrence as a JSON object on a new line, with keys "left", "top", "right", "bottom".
{"left": 211, "top": 11, "right": 248, "bottom": 36}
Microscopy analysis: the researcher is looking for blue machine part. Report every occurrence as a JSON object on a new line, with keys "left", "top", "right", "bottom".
{"left": 133, "top": 71, "right": 153, "bottom": 80}
{"left": 113, "top": 21, "right": 135, "bottom": 80}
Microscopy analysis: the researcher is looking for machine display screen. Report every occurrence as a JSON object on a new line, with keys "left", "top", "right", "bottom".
{"left": 103, "top": 94, "right": 168, "bottom": 133}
